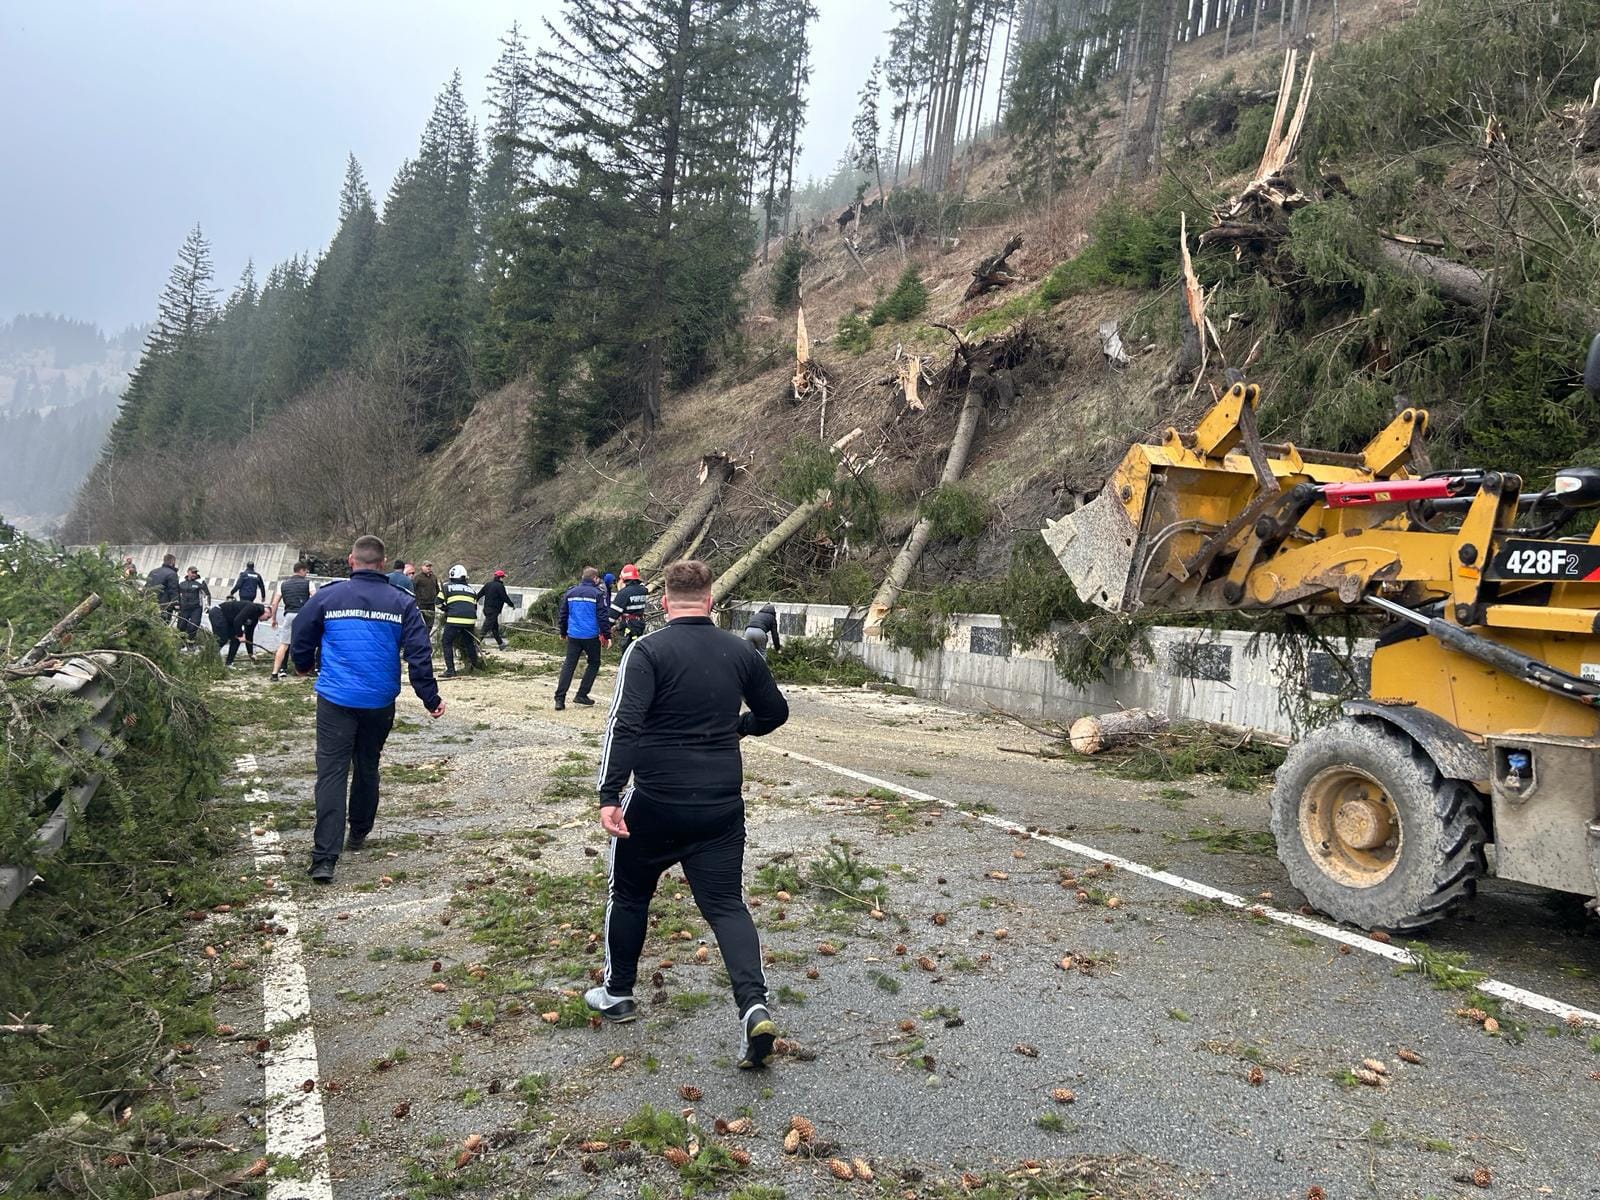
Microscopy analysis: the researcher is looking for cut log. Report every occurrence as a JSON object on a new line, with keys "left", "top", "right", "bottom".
{"left": 1067, "top": 708, "right": 1170, "bottom": 755}
{"left": 636, "top": 455, "right": 735, "bottom": 576}
{"left": 865, "top": 371, "right": 988, "bottom": 632}
{"left": 710, "top": 429, "right": 864, "bottom": 605}
{"left": 1377, "top": 240, "right": 1491, "bottom": 308}
{"left": 963, "top": 233, "right": 1025, "bottom": 300}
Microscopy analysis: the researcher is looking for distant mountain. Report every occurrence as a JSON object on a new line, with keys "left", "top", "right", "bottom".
{"left": 0, "top": 314, "right": 146, "bottom": 532}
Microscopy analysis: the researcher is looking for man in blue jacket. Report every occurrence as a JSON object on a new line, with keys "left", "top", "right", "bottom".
{"left": 554, "top": 566, "right": 612, "bottom": 710}
{"left": 291, "top": 535, "right": 444, "bottom": 883}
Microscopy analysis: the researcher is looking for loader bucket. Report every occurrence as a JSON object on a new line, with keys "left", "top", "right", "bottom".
{"left": 1042, "top": 493, "right": 1142, "bottom": 614}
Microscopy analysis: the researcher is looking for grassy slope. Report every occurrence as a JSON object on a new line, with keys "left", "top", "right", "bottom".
{"left": 413, "top": 0, "right": 1415, "bottom": 592}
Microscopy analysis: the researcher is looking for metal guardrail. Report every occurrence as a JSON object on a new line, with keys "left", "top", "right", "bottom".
{"left": 0, "top": 654, "right": 121, "bottom": 912}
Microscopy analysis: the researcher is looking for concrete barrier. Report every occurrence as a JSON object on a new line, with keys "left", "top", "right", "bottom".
{"left": 721, "top": 600, "right": 1372, "bottom": 740}
{"left": 80, "top": 542, "right": 300, "bottom": 599}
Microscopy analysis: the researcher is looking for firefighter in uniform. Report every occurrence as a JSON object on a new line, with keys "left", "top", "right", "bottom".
{"left": 441, "top": 564, "right": 481, "bottom": 678}
{"left": 609, "top": 563, "right": 650, "bottom": 650}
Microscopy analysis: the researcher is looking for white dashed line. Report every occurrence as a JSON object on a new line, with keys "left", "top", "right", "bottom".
{"left": 234, "top": 755, "right": 335, "bottom": 1200}
{"left": 754, "top": 743, "right": 1600, "bottom": 1028}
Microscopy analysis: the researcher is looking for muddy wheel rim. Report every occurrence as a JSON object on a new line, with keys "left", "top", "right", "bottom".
{"left": 1299, "top": 766, "right": 1402, "bottom": 887}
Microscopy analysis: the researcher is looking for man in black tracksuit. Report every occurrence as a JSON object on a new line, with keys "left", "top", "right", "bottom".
{"left": 210, "top": 599, "right": 265, "bottom": 666}
{"left": 477, "top": 569, "right": 516, "bottom": 649}
{"left": 742, "top": 602, "right": 783, "bottom": 656}
{"left": 586, "top": 559, "right": 789, "bottom": 1069}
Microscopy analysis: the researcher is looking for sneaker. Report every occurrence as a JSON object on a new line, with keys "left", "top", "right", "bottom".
{"left": 269, "top": 671, "right": 282, "bottom": 681}
{"left": 346, "top": 832, "right": 367, "bottom": 852}
{"left": 584, "top": 986, "right": 638, "bottom": 1023}
{"left": 573, "top": 695, "right": 595, "bottom": 706}
{"left": 308, "top": 861, "right": 335, "bottom": 884}
{"left": 738, "top": 1004, "right": 778, "bottom": 1069}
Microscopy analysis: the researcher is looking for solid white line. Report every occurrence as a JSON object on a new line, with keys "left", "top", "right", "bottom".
{"left": 248, "top": 801, "right": 335, "bottom": 1199}
{"left": 752, "top": 742, "right": 1600, "bottom": 1028}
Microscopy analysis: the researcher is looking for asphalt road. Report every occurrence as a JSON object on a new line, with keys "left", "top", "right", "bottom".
{"left": 192, "top": 647, "right": 1600, "bottom": 1200}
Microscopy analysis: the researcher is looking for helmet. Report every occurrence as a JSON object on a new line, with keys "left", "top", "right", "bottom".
{"left": 604, "top": 572, "right": 616, "bottom": 586}
{"left": 448, "top": 564, "right": 468, "bottom": 581}
{"left": 620, "top": 563, "right": 641, "bottom": 582}
{"left": 494, "top": 569, "right": 506, "bottom": 578}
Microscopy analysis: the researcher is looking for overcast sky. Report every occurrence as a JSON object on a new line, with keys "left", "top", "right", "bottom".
{"left": 0, "top": 0, "right": 890, "bottom": 332}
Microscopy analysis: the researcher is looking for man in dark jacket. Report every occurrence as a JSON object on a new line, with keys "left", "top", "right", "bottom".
{"left": 477, "top": 568, "right": 516, "bottom": 649}
{"left": 210, "top": 599, "right": 265, "bottom": 666}
{"left": 609, "top": 563, "right": 650, "bottom": 649}
{"left": 742, "top": 602, "right": 782, "bottom": 657}
{"left": 291, "top": 535, "right": 442, "bottom": 883}
{"left": 587, "top": 559, "right": 789, "bottom": 1069}
{"left": 176, "top": 567, "right": 210, "bottom": 646}
{"left": 145, "top": 554, "right": 180, "bottom": 623}
{"left": 413, "top": 561, "right": 441, "bottom": 642}
{"left": 554, "top": 566, "right": 612, "bottom": 710}
{"left": 387, "top": 558, "right": 414, "bottom": 593}
{"left": 268, "top": 561, "right": 315, "bottom": 681}
{"left": 228, "top": 561, "right": 266, "bottom": 604}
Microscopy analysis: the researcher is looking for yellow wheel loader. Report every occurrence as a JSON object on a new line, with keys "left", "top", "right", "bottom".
{"left": 1044, "top": 337, "right": 1600, "bottom": 930}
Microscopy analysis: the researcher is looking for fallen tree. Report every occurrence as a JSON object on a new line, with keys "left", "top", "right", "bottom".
{"left": 710, "top": 428, "right": 866, "bottom": 605}
{"left": 963, "top": 233, "right": 1024, "bottom": 300}
{"left": 636, "top": 453, "right": 737, "bottom": 575}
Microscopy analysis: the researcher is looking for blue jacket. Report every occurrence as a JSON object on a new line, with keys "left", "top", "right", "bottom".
{"left": 290, "top": 569, "right": 440, "bottom": 710}
{"left": 558, "top": 579, "right": 612, "bottom": 640}
{"left": 387, "top": 569, "right": 414, "bottom": 593}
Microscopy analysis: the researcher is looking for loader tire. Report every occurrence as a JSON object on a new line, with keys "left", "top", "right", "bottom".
{"left": 1270, "top": 716, "right": 1488, "bottom": 932}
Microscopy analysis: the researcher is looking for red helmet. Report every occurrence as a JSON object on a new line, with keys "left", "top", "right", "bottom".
{"left": 494, "top": 568, "right": 506, "bottom": 578}
{"left": 620, "top": 563, "right": 641, "bottom": 582}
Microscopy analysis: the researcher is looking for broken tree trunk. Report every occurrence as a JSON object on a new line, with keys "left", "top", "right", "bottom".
{"left": 865, "top": 372, "right": 989, "bottom": 633}
{"left": 1377, "top": 240, "right": 1491, "bottom": 308}
{"left": 963, "top": 233, "right": 1025, "bottom": 300}
{"left": 710, "top": 429, "right": 864, "bottom": 605}
{"left": 13, "top": 594, "right": 102, "bottom": 669}
{"left": 1067, "top": 707, "right": 1169, "bottom": 754}
{"left": 636, "top": 454, "right": 736, "bottom": 576}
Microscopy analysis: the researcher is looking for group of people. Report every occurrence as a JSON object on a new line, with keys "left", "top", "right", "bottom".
{"left": 290, "top": 536, "right": 790, "bottom": 1068}
{"left": 380, "top": 557, "right": 520, "bottom": 678}
{"left": 141, "top": 554, "right": 286, "bottom": 666}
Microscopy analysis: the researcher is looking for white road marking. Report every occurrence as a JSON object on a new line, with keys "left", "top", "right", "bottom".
{"left": 235, "top": 756, "right": 335, "bottom": 1200}
{"left": 754, "top": 743, "right": 1600, "bottom": 1028}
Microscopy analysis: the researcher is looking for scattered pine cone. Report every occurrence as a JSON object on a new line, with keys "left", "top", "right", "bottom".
{"left": 1397, "top": 1048, "right": 1423, "bottom": 1065}
{"left": 817, "top": 942, "right": 838, "bottom": 956}
{"left": 729, "top": 1148, "right": 752, "bottom": 1167}
{"left": 827, "top": 1158, "right": 855, "bottom": 1181}
{"left": 1361, "top": 1058, "right": 1388, "bottom": 1075}
{"left": 1354, "top": 1068, "right": 1384, "bottom": 1087}
{"left": 679, "top": 1084, "right": 702, "bottom": 1101}
{"left": 1050, "top": 1088, "right": 1075, "bottom": 1104}
{"left": 725, "top": 1117, "right": 753, "bottom": 1135}
{"left": 577, "top": 1140, "right": 609, "bottom": 1153}
{"left": 782, "top": 1129, "right": 802, "bottom": 1154}
{"left": 1247, "top": 1065, "right": 1265, "bottom": 1086}
{"left": 1472, "top": 1166, "right": 1492, "bottom": 1188}
{"left": 853, "top": 1158, "right": 875, "bottom": 1182}
{"left": 662, "top": 1146, "right": 691, "bottom": 1167}
{"left": 789, "top": 1115, "right": 816, "bottom": 1139}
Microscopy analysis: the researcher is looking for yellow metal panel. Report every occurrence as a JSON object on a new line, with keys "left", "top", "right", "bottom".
{"left": 1482, "top": 605, "right": 1600, "bottom": 635}
{"left": 1372, "top": 636, "right": 1600, "bottom": 739}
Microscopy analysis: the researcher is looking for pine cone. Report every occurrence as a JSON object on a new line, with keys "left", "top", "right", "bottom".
{"left": 1396, "top": 1048, "right": 1423, "bottom": 1065}
{"left": 729, "top": 1148, "right": 752, "bottom": 1167}
{"left": 577, "top": 1140, "right": 609, "bottom": 1153}
{"left": 1051, "top": 1088, "right": 1076, "bottom": 1104}
{"left": 662, "top": 1146, "right": 691, "bottom": 1167}
{"left": 852, "top": 1158, "right": 875, "bottom": 1181}
{"left": 783, "top": 1129, "right": 802, "bottom": 1155}
{"left": 827, "top": 1159, "right": 855, "bottom": 1180}
{"left": 679, "top": 1084, "right": 702, "bottom": 1101}
{"left": 789, "top": 1115, "right": 815, "bottom": 1139}
{"left": 725, "top": 1117, "right": 753, "bottom": 1135}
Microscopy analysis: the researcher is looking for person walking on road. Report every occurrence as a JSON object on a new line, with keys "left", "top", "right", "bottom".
{"left": 388, "top": 558, "right": 415, "bottom": 593}
{"left": 742, "top": 602, "right": 782, "bottom": 657}
{"left": 228, "top": 561, "right": 266, "bottom": 605}
{"left": 554, "top": 567, "right": 611, "bottom": 710}
{"left": 440, "top": 564, "right": 482, "bottom": 678}
{"left": 268, "top": 561, "right": 315, "bottom": 681}
{"left": 609, "top": 563, "right": 649, "bottom": 650}
{"left": 290, "top": 535, "right": 443, "bottom": 884}
{"left": 478, "top": 568, "right": 517, "bottom": 650}
{"left": 176, "top": 567, "right": 210, "bottom": 647}
{"left": 586, "top": 559, "right": 790, "bottom": 1069}
{"left": 145, "top": 554, "right": 181, "bottom": 625}
{"left": 413, "top": 561, "right": 441, "bottom": 644}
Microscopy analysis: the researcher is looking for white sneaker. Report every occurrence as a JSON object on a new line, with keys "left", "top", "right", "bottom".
{"left": 584, "top": 985, "right": 638, "bottom": 1023}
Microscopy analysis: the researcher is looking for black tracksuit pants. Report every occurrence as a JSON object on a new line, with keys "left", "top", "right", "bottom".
{"left": 555, "top": 636, "right": 601, "bottom": 701}
{"left": 312, "top": 697, "right": 395, "bottom": 865}
{"left": 604, "top": 796, "right": 766, "bottom": 1014}
{"left": 442, "top": 624, "right": 479, "bottom": 673}
{"left": 482, "top": 609, "right": 505, "bottom": 646}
